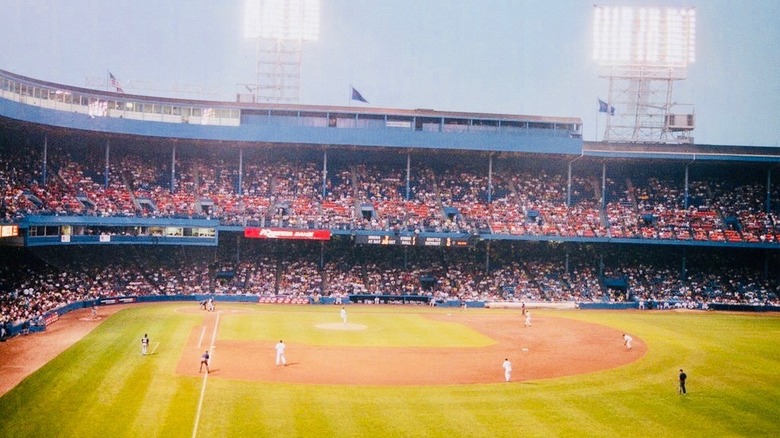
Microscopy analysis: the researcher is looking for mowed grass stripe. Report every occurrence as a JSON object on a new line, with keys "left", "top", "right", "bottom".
{"left": 396, "top": 389, "right": 518, "bottom": 438}
{"left": 159, "top": 381, "right": 201, "bottom": 436}
{"left": 109, "top": 306, "right": 203, "bottom": 438}
{"left": 203, "top": 381, "right": 300, "bottom": 437}
{"left": 133, "top": 325, "right": 204, "bottom": 437}
{"left": 1, "top": 305, "right": 779, "bottom": 437}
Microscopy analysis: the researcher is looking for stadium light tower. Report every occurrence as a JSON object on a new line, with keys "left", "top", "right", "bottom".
{"left": 593, "top": 5, "right": 696, "bottom": 144}
{"left": 239, "top": 0, "right": 320, "bottom": 103}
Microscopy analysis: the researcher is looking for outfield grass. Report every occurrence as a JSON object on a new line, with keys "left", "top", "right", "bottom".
{"left": 0, "top": 304, "right": 778, "bottom": 437}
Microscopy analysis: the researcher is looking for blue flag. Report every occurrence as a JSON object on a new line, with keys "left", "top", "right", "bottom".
{"left": 598, "top": 99, "right": 615, "bottom": 115}
{"left": 351, "top": 87, "right": 368, "bottom": 103}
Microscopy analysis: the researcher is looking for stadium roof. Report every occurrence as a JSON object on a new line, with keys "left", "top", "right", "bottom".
{"left": 584, "top": 141, "right": 780, "bottom": 163}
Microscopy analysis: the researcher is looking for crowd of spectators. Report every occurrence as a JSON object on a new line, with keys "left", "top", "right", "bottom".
{"left": 3, "top": 144, "right": 780, "bottom": 245}
{"left": 2, "top": 242, "right": 778, "bottom": 333}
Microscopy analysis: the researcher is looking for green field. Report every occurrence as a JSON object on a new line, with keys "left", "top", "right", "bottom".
{"left": 0, "top": 304, "right": 778, "bottom": 437}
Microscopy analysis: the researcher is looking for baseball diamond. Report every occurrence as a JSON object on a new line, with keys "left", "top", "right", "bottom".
{"left": 1, "top": 302, "right": 779, "bottom": 438}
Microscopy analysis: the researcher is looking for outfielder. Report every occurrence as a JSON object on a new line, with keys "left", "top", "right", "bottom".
{"left": 141, "top": 333, "right": 150, "bottom": 355}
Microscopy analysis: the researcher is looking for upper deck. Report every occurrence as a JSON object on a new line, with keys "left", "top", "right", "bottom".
{"left": 0, "top": 69, "right": 582, "bottom": 154}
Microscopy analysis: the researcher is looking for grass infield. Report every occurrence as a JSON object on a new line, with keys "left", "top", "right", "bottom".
{"left": 0, "top": 304, "right": 778, "bottom": 437}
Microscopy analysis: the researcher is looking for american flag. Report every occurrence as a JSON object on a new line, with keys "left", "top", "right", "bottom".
{"left": 109, "top": 72, "right": 124, "bottom": 93}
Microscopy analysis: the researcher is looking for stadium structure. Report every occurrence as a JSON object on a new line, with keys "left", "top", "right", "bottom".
{"left": 1, "top": 64, "right": 780, "bottom": 337}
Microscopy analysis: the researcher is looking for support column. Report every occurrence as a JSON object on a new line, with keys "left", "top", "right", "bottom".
{"left": 763, "top": 250, "right": 769, "bottom": 282}
{"left": 41, "top": 136, "right": 48, "bottom": 186}
{"left": 684, "top": 163, "right": 690, "bottom": 209}
{"left": 322, "top": 150, "right": 328, "bottom": 197}
{"left": 601, "top": 162, "right": 607, "bottom": 210}
{"left": 599, "top": 254, "right": 604, "bottom": 278}
{"left": 567, "top": 161, "right": 573, "bottom": 207}
{"left": 405, "top": 153, "right": 411, "bottom": 201}
{"left": 487, "top": 154, "right": 493, "bottom": 203}
{"left": 236, "top": 234, "right": 241, "bottom": 264}
{"left": 485, "top": 241, "right": 491, "bottom": 274}
{"left": 767, "top": 168, "right": 772, "bottom": 214}
{"left": 170, "top": 144, "right": 176, "bottom": 193}
{"left": 238, "top": 148, "right": 244, "bottom": 196}
{"left": 104, "top": 140, "right": 110, "bottom": 189}
{"left": 567, "top": 154, "right": 583, "bottom": 208}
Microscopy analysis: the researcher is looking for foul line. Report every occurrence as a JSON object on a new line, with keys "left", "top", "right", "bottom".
{"left": 197, "top": 326, "right": 206, "bottom": 348}
{"left": 192, "top": 311, "right": 220, "bottom": 438}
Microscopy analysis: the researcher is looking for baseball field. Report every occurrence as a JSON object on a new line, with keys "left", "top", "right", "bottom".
{"left": 0, "top": 303, "right": 778, "bottom": 437}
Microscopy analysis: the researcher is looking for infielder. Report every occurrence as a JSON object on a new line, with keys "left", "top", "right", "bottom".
{"left": 623, "top": 333, "right": 633, "bottom": 350}
{"left": 275, "top": 340, "right": 287, "bottom": 366}
{"left": 340, "top": 307, "right": 347, "bottom": 325}
{"left": 503, "top": 358, "right": 513, "bottom": 382}
{"left": 524, "top": 311, "right": 532, "bottom": 327}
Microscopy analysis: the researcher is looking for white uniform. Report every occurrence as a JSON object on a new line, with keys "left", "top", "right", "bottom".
{"left": 503, "top": 359, "right": 513, "bottom": 382}
{"left": 340, "top": 307, "right": 347, "bottom": 325}
{"left": 275, "top": 340, "right": 287, "bottom": 366}
{"left": 524, "top": 312, "right": 531, "bottom": 327}
{"left": 623, "top": 334, "right": 633, "bottom": 350}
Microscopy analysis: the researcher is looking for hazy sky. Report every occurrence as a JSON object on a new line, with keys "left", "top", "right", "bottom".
{"left": 0, "top": 0, "right": 778, "bottom": 146}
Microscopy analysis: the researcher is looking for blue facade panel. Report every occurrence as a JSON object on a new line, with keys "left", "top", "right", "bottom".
{"left": 0, "top": 98, "right": 581, "bottom": 154}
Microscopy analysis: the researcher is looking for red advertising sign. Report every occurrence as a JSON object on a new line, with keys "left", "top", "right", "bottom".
{"left": 44, "top": 313, "right": 60, "bottom": 326}
{"left": 244, "top": 228, "right": 331, "bottom": 240}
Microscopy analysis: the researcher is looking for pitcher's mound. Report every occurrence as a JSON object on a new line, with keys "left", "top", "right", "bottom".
{"left": 315, "top": 323, "right": 367, "bottom": 331}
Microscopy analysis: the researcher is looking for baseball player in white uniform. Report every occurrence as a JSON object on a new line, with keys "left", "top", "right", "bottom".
{"left": 275, "top": 340, "right": 287, "bottom": 366}
{"left": 141, "top": 334, "right": 149, "bottom": 355}
{"left": 503, "top": 358, "right": 513, "bottom": 382}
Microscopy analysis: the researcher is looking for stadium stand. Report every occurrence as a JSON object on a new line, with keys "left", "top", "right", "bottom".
{"left": 2, "top": 68, "right": 780, "bottom": 335}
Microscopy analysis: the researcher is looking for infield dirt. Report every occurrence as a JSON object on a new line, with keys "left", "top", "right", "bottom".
{"left": 175, "top": 308, "right": 645, "bottom": 385}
